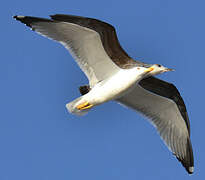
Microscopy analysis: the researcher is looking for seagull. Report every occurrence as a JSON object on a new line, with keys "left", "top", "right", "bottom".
{"left": 14, "top": 14, "right": 194, "bottom": 174}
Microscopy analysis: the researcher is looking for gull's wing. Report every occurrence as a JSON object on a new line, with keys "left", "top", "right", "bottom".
{"left": 139, "top": 76, "right": 191, "bottom": 134}
{"left": 14, "top": 15, "right": 120, "bottom": 87}
{"left": 116, "top": 77, "right": 194, "bottom": 174}
{"left": 49, "top": 14, "right": 140, "bottom": 69}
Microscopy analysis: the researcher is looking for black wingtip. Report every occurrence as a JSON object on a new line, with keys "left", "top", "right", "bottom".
{"left": 13, "top": 15, "right": 32, "bottom": 28}
{"left": 187, "top": 166, "right": 194, "bottom": 174}
{"left": 13, "top": 15, "right": 53, "bottom": 28}
{"left": 183, "top": 165, "right": 194, "bottom": 174}
{"left": 176, "top": 138, "right": 194, "bottom": 174}
{"left": 185, "top": 138, "right": 194, "bottom": 174}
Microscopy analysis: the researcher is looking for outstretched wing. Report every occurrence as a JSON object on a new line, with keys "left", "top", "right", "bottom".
{"left": 14, "top": 15, "right": 120, "bottom": 87}
{"left": 50, "top": 14, "right": 137, "bottom": 69}
{"left": 116, "top": 78, "right": 194, "bottom": 174}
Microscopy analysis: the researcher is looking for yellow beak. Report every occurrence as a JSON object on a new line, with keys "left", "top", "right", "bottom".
{"left": 145, "top": 67, "right": 154, "bottom": 72}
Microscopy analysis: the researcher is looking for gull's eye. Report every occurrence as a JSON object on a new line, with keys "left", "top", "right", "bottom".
{"left": 157, "top": 64, "right": 161, "bottom": 67}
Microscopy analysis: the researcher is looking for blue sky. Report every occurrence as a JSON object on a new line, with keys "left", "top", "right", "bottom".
{"left": 1, "top": 0, "right": 205, "bottom": 179}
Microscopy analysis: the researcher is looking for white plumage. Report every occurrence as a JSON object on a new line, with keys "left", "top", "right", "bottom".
{"left": 67, "top": 67, "right": 153, "bottom": 115}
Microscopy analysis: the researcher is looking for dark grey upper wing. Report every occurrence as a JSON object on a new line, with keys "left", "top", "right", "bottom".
{"left": 50, "top": 14, "right": 138, "bottom": 69}
{"left": 117, "top": 77, "right": 194, "bottom": 174}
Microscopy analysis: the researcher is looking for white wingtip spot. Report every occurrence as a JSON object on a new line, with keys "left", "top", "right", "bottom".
{"left": 189, "top": 166, "right": 194, "bottom": 173}
{"left": 16, "top": 15, "right": 25, "bottom": 19}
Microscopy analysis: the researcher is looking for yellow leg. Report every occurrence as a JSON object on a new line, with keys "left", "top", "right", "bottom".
{"left": 77, "top": 101, "right": 93, "bottom": 110}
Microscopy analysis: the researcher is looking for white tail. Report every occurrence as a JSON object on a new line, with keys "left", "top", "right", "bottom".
{"left": 66, "top": 96, "right": 91, "bottom": 116}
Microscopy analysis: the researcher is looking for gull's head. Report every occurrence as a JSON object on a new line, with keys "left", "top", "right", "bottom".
{"left": 144, "top": 64, "right": 174, "bottom": 76}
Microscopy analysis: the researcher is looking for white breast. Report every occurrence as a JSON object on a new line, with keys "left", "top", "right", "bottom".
{"left": 85, "top": 68, "right": 145, "bottom": 105}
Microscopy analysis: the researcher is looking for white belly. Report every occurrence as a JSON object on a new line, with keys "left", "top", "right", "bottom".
{"left": 85, "top": 68, "right": 144, "bottom": 105}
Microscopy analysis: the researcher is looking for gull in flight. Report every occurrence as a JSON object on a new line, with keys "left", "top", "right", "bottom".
{"left": 14, "top": 14, "right": 194, "bottom": 174}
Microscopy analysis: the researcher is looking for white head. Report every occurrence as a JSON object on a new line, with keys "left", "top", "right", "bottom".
{"left": 143, "top": 64, "right": 174, "bottom": 76}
